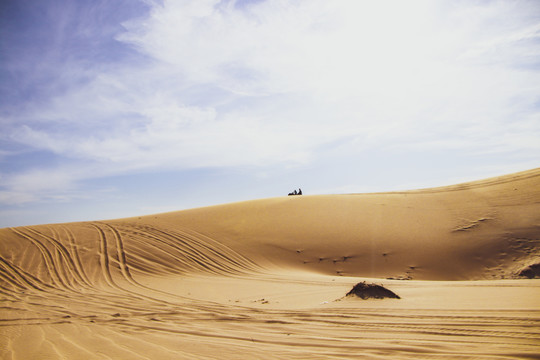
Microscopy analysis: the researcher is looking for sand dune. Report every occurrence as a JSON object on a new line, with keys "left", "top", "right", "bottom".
{"left": 1, "top": 168, "right": 539, "bottom": 359}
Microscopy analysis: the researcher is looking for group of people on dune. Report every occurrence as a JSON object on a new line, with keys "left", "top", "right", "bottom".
{"left": 288, "top": 188, "right": 303, "bottom": 196}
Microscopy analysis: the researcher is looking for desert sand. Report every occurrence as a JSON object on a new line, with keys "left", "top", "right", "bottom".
{"left": 1, "top": 168, "right": 539, "bottom": 359}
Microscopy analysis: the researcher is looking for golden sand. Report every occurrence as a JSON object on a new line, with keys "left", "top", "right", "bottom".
{"left": 1, "top": 168, "right": 539, "bottom": 359}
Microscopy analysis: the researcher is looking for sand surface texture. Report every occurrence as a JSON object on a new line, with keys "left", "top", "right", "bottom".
{"left": 1, "top": 169, "right": 540, "bottom": 359}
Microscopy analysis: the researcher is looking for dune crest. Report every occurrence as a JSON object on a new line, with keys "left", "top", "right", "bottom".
{"left": 147, "top": 167, "right": 540, "bottom": 280}
{"left": 1, "top": 168, "right": 539, "bottom": 359}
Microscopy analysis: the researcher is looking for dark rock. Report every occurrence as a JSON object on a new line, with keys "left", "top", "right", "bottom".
{"left": 346, "top": 282, "right": 400, "bottom": 300}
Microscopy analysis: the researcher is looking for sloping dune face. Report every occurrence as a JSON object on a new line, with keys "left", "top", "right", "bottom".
{"left": 1, "top": 169, "right": 539, "bottom": 359}
{"left": 154, "top": 167, "right": 540, "bottom": 280}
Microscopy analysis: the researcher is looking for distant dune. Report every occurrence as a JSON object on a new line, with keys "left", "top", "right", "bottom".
{"left": 1, "top": 168, "right": 539, "bottom": 359}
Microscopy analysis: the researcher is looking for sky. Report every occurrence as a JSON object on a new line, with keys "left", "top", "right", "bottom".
{"left": 1, "top": 0, "right": 540, "bottom": 227}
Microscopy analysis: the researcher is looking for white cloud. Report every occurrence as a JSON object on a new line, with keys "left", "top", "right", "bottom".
{"left": 2, "top": 0, "right": 540, "bottom": 206}
{"left": 0, "top": 166, "right": 88, "bottom": 206}
{"left": 0, "top": 191, "right": 38, "bottom": 205}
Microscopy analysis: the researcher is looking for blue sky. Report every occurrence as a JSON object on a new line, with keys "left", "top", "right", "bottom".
{"left": 1, "top": 0, "right": 539, "bottom": 227}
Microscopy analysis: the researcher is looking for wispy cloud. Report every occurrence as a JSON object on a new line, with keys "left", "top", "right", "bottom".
{"left": 1, "top": 0, "right": 539, "bottom": 218}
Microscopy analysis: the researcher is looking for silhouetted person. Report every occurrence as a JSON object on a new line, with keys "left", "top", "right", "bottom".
{"left": 298, "top": 188, "right": 302, "bottom": 195}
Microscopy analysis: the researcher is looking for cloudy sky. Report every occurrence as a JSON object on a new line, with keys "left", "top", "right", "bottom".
{"left": 1, "top": 0, "right": 539, "bottom": 227}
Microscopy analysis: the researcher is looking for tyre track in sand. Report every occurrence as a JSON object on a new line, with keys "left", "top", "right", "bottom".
{"left": 97, "top": 222, "right": 144, "bottom": 288}
{"left": 87, "top": 222, "right": 201, "bottom": 308}
{"left": 46, "top": 226, "right": 71, "bottom": 286}
{"left": 116, "top": 223, "right": 261, "bottom": 276}
{"left": 68, "top": 221, "right": 273, "bottom": 315}
{"left": 8, "top": 227, "right": 68, "bottom": 290}
{"left": 88, "top": 222, "right": 123, "bottom": 290}
{"left": 115, "top": 225, "right": 231, "bottom": 276}
{"left": 92, "top": 222, "right": 244, "bottom": 311}
{"left": 0, "top": 256, "right": 50, "bottom": 293}
{"left": 58, "top": 225, "right": 92, "bottom": 287}
{"left": 24, "top": 226, "right": 91, "bottom": 289}
{"left": 2, "top": 224, "right": 182, "bottom": 318}
{"left": 98, "top": 307, "right": 540, "bottom": 359}
{"left": 170, "top": 226, "right": 262, "bottom": 273}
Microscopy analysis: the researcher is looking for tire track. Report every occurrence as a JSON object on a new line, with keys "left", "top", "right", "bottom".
{"left": 93, "top": 222, "right": 215, "bottom": 307}
{"left": 87, "top": 222, "right": 193, "bottom": 308}
{"left": 177, "top": 227, "right": 262, "bottom": 272}
{"left": 113, "top": 226, "right": 219, "bottom": 275}
{"left": 25, "top": 226, "right": 89, "bottom": 289}
{"left": 118, "top": 223, "right": 260, "bottom": 276}
{"left": 59, "top": 225, "right": 92, "bottom": 287}
{"left": 141, "top": 227, "right": 236, "bottom": 274}
{"left": 88, "top": 223, "right": 119, "bottom": 290}
{"left": 0, "top": 262, "right": 26, "bottom": 291}
{"left": 101, "top": 225, "right": 192, "bottom": 275}
{"left": 101, "top": 307, "right": 540, "bottom": 359}
{"left": 47, "top": 226, "right": 76, "bottom": 288}
{"left": 0, "top": 256, "right": 57, "bottom": 293}
{"left": 8, "top": 227, "right": 67, "bottom": 289}
{"left": 99, "top": 222, "right": 140, "bottom": 288}
{"left": 162, "top": 226, "right": 262, "bottom": 273}
{"left": 159, "top": 227, "right": 256, "bottom": 274}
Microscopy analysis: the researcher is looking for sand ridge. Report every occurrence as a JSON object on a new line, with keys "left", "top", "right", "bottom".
{"left": 1, "top": 168, "right": 539, "bottom": 359}
{"left": 147, "top": 167, "right": 540, "bottom": 280}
